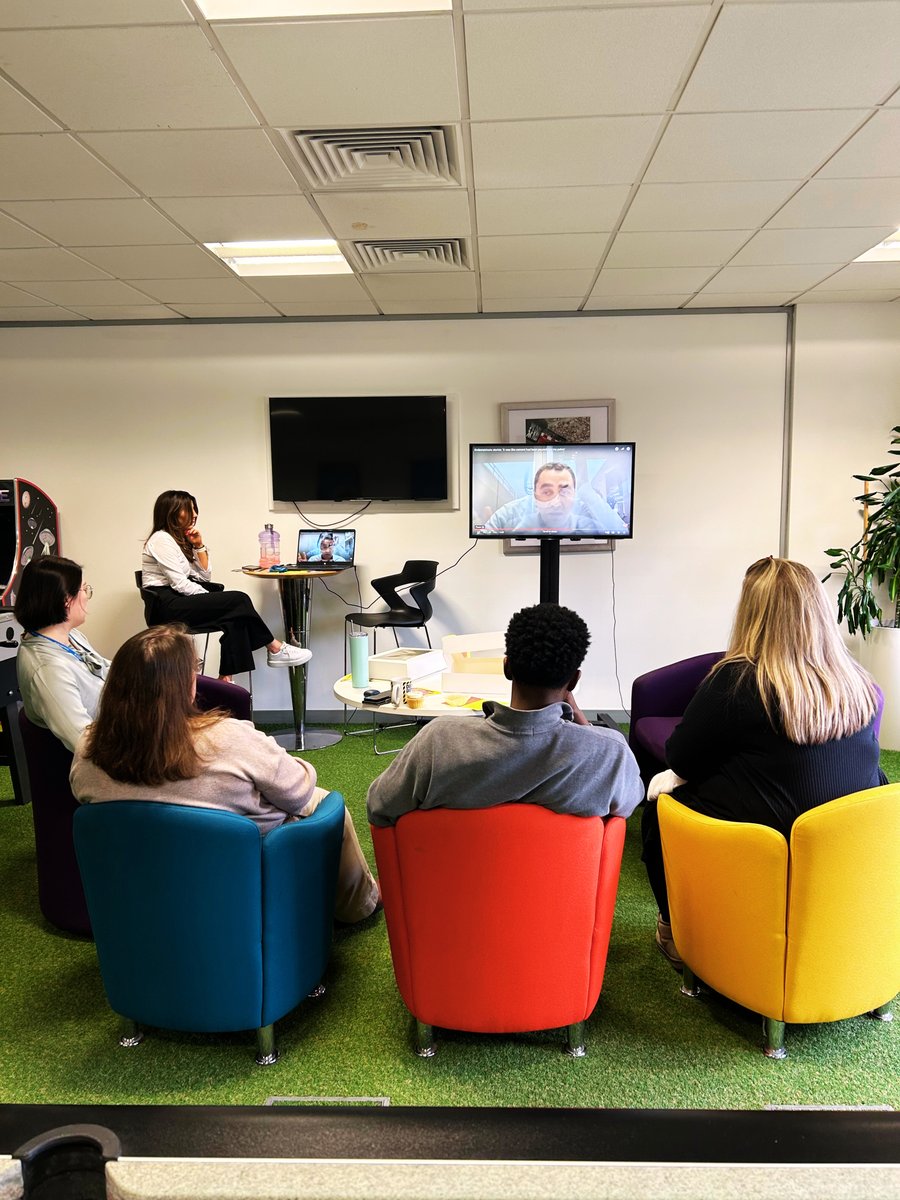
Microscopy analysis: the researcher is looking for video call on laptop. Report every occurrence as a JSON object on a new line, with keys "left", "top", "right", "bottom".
{"left": 296, "top": 529, "right": 356, "bottom": 569}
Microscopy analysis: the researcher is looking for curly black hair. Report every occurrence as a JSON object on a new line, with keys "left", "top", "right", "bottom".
{"left": 505, "top": 602, "right": 590, "bottom": 688}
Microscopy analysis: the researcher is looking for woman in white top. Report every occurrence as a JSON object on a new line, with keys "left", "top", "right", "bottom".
{"left": 71, "top": 624, "right": 380, "bottom": 924}
{"left": 14, "top": 556, "right": 110, "bottom": 752}
{"left": 141, "top": 489, "right": 309, "bottom": 682}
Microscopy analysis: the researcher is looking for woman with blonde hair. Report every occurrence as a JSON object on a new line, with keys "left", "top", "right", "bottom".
{"left": 642, "top": 556, "right": 886, "bottom": 969}
{"left": 70, "top": 624, "right": 380, "bottom": 925}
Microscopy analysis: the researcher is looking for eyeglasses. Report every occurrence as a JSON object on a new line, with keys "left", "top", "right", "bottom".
{"left": 195, "top": 658, "right": 204, "bottom": 674}
{"left": 81, "top": 583, "right": 94, "bottom": 599}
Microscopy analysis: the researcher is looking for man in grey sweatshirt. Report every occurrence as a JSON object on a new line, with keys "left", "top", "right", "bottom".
{"left": 367, "top": 603, "right": 643, "bottom": 827}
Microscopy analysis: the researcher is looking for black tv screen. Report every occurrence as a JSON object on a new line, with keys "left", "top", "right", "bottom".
{"left": 269, "top": 396, "right": 448, "bottom": 502}
{"left": 470, "top": 443, "right": 635, "bottom": 539}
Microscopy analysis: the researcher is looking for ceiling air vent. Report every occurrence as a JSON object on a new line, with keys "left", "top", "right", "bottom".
{"left": 353, "top": 239, "right": 469, "bottom": 271}
{"left": 289, "top": 127, "right": 460, "bottom": 190}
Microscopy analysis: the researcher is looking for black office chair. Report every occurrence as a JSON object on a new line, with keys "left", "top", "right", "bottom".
{"left": 134, "top": 570, "right": 213, "bottom": 674}
{"left": 344, "top": 560, "right": 438, "bottom": 655}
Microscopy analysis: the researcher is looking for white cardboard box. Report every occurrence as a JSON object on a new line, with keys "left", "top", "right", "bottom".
{"left": 441, "top": 631, "right": 506, "bottom": 695}
{"left": 368, "top": 647, "right": 446, "bottom": 682}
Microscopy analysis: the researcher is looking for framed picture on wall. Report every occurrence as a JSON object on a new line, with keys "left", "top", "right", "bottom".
{"left": 499, "top": 399, "right": 617, "bottom": 556}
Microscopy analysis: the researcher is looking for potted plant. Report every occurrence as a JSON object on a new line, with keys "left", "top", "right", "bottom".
{"left": 824, "top": 426, "right": 900, "bottom": 749}
{"left": 824, "top": 426, "right": 900, "bottom": 636}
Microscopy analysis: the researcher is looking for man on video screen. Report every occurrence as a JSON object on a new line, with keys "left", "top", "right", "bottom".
{"left": 483, "top": 462, "right": 628, "bottom": 536}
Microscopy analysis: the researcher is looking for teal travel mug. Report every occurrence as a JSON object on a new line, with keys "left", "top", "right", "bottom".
{"left": 349, "top": 631, "right": 370, "bottom": 689}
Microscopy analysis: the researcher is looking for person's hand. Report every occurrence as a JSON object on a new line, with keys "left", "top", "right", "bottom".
{"left": 186, "top": 526, "right": 204, "bottom": 548}
{"left": 563, "top": 688, "right": 590, "bottom": 726}
{"left": 647, "top": 768, "right": 687, "bottom": 802}
{"left": 297, "top": 551, "right": 308, "bottom": 562}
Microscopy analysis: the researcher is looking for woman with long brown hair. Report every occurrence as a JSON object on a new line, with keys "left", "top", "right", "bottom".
{"left": 141, "top": 489, "right": 308, "bottom": 681}
{"left": 642, "top": 556, "right": 886, "bottom": 969}
{"left": 70, "top": 624, "right": 380, "bottom": 924}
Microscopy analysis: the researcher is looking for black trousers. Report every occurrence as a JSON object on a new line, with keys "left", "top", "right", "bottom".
{"left": 146, "top": 587, "right": 274, "bottom": 676}
{"left": 640, "top": 800, "right": 670, "bottom": 922}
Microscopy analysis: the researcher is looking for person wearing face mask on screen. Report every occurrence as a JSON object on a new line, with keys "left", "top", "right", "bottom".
{"left": 483, "top": 462, "right": 628, "bottom": 536}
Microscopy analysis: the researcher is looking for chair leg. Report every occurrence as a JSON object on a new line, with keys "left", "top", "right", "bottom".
{"left": 424, "top": 625, "right": 432, "bottom": 648}
{"left": 564, "top": 1021, "right": 586, "bottom": 1058}
{"left": 680, "top": 964, "right": 701, "bottom": 998}
{"left": 763, "top": 1017, "right": 787, "bottom": 1059}
{"left": 867, "top": 1001, "right": 894, "bottom": 1022}
{"left": 255, "top": 1024, "right": 279, "bottom": 1066}
{"left": 118, "top": 1018, "right": 144, "bottom": 1048}
{"left": 415, "top": 1020, "right": 436, "bottom": 1058}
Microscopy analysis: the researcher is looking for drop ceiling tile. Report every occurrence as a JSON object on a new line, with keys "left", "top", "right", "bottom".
{"left": 214, "top": 18, "right": 460, "bottom": 126}
{"left": 0, "top": 307, "right": 80, "bottom": 320}
{"left": 686, "top": 293, "right": 793, "bottom": 308}
{"left": 810, "top": 262, "right": 900, "bottom": 290}
{"left": 0, "top": 27, "right": 256, "bottom": 131}
{"left": 482, "top": 269, "right": 594, "bottom": 298}
{"left": 0, "top": 281, "right": 51, "bottom": 305}
{"left": 127, "top": 278, "right": 261, "bottom": 304}
{"left": 23, "top": 280, "right": 154, "bottom": 305}
{"left": 645, "top": 111, "right": 867, "bottom": 183}
{"left": 678, "top": 1, "right": 900, "bottom": 112}
{"left": 605, "top": 230, "right": 750, "bottom": 268}
{"left": 732, "top": 227, "right": 894, "bottom": 266}
{"left": 365, "top": 272, "right": 476, "bottom": 301}
{"left": 465, "top": 6, "right": 706, "bottom": 120}
{"left": 69, "top": 306, "right": 179, "bottom": 320}
{"left": 584, "top": 294, "right": 691, "bottom": 309}
{"left": 478, "top": 233, "right": 608, "bottom": 271}
{"left": 73, "top": 245, "right": 227, "bottom": 279}
{"left": 245, "top": 275, "right": 373, "bottom": 303}
{"left": 472, "top": 116, "right": 663, "bottom": 189}
{"left": 154, "top": 195, "right": 329, "bottom": 242}
{"left": 767, "top": 178, "right": 900, "bottom": 228}
{"left": 798, "top": 288, "right": 900, "bottom": 302}
{"left": 315, "top": 191, "right": 471, "bottom": 241}
{"left": 0, "top": 1, "right": 192, "bottom": 25}
{"left": 476, "top": 186, "right": 629, "bottom": 235}
{"left": 621, "top": 181, "right": 797, "bottom": 232}
{"left": 0, "top": 213, "right": 52, "bottom": 249}
{"left": 0, "top": 78, "right": 59, "bottom": 134}
{"left": 589, "top": 266, "right": 712, "bottom": 296}
{"left": 481, "top": 298, "right": 584, "bottom": 311}
{"left": 274, "top": 299, "right": 379, "bottom": 316}
{"left": 378, "top": 299, "right": 478, "bottom": 314}
{"left": 168, "top": 303, "right": 282, "bottom": 318}
{"left": 81, "top": 131, "right": 300, "bottom": 198}
{"left": 702, "top": 264, "right": 840, "bottom": 294}
{"left": 816, "top": 110, "right": 900, "bottom": 178}
{"left": 0, "top": 199, "right": 191, "bottom": 246}
{"left": 0, "top": 247, "right": 110, "bottom": 281}
{"left": 0, "top": 134, "right": 136, "bottom": 201}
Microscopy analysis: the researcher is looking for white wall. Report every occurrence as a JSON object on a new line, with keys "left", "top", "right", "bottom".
{"left": 2, "top": 310, "right": 793, "bottom": 714}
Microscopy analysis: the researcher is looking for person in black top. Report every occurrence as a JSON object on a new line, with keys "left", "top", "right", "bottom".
{"left": 642, "top": 556, "right": 886, "bottom": 969}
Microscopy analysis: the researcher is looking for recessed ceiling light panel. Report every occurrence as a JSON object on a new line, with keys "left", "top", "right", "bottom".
{"left": 205, "top": 239, "right": 352, "bottom": 276}
{"left": 854, "top": 228, "right": 900, "bottom": 263}
{"left": 198, "top": 0, "right": 450, "bottom": 17}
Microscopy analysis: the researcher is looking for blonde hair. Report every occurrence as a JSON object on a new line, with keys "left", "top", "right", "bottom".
{"left": 714, "top": 557, "right": 878, "bottom": 744}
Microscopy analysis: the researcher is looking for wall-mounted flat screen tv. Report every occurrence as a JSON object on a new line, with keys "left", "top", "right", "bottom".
{"left": 269, "top": 396, "right": 448, "bottom": 502}
{"left": 470, "top": 442, "right": 635, "bottom": 539}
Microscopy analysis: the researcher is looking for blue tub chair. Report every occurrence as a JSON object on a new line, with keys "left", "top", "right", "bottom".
{"left": 73, "top": 794, "right": 345, "bottom": 1064}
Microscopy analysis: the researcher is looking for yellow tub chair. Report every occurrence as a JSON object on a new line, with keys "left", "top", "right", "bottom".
{"left": 658, "top": 785, "right": 900, "bottom": 1058}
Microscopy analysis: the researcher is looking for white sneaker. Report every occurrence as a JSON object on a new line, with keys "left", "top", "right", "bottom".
{"left": 267, "top": 644, "right": 312, "bottom": 667}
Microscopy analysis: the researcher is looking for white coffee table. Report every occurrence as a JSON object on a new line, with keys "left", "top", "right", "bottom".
{"left": 334, "top": 671, "right": 511, "bottom": 754}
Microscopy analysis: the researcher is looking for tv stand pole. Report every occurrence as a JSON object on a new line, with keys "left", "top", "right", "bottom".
{"left": 539, "top": 538, "right": 560, "bottom": 605}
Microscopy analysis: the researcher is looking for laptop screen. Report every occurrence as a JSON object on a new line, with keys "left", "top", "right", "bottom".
{"left": 297, "top": 528, "right": 356, "bottom": 565}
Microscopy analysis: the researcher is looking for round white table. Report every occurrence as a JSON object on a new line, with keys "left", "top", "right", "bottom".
{"left": 334, "top": 671, "right": 511, "bottom": 754}
{"left": 244, "top": 566, "right": 342, "bottom": 752}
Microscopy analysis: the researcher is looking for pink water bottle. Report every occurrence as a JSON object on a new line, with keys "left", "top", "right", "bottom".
{"left": 258, "top": 523, "right": 274, "bottom": 568}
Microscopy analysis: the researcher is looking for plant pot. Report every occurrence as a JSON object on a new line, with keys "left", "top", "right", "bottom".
{"left": 857, "top": 626, "right": 900, "bottom": 752}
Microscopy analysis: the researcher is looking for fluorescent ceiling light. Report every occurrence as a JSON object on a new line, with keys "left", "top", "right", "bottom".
{"left": 198, "top": 0, "right": 450, "bottom": 16}
{"left": 854, "top": 228, "right": 900, "bottom": 263}
{"left": 205, "top": 239, "right": 352, "bottom": 277}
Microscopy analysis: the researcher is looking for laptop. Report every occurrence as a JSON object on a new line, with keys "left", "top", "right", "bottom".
{"left": 296, "top": 528, "right": 356, "bottom": 570}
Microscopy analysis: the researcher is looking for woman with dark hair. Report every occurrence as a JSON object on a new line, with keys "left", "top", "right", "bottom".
{"left": 70, "top": 625, "right": 380, "bottom": 924}
{"left": 14, "top": 555, "right": 109, "bottom": 752}
{"left": 141, "top": 489, "right": 308, "bottom": 682}
{"left": 642, "top": 556, "right": 886, "bottom": 969}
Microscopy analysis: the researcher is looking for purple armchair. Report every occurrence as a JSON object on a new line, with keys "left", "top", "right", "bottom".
{"left": 628, "top": 652, "right": 724, "bottom": 787}
{"left": 19, "top": 676, "right": 252, "bottom": 936}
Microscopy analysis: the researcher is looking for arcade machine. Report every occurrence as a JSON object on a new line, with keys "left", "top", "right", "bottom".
{"left": 0, "top": 478, "right": 61, "bottom": 805}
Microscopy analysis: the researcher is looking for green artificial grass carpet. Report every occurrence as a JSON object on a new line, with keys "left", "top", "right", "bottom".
{"left": 0, "top": 730, "right": 896, "bottom": 1111}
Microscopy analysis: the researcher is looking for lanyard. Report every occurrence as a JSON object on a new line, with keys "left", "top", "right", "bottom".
{"left": 30, "top": 631, "right": 88, "bottom": 664}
